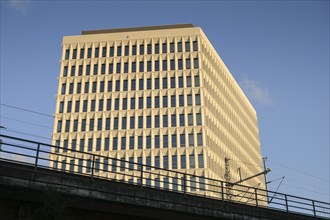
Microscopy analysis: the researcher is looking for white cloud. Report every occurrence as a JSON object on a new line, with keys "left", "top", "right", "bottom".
{"left": 9, "top": 0, "right": 30, "bottom": 14}
{"left": 239, "top": 77, "right": 273, "bottom": 106}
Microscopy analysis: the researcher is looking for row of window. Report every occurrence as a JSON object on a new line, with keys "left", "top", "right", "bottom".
{"left": 55, "top": 132, "right": 203, "bottom": 152}
{"left": 59, "top": 93, "right": 201, "bottom": 113}
{"left": 64, "top": 41, "right": 198, "bottom": 60}
{"left": 57, "top": 112, "right": 202, "bottom": 133}
{"left": 60, "top": 75, "right": 200, "bottom": 95}
{"left": 63, "top": 57, "right": 199, "bottom": 76}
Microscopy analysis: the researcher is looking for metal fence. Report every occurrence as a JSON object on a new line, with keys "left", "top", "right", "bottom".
{"left": 0, "top": 134, "right": 329, "bottom": 219}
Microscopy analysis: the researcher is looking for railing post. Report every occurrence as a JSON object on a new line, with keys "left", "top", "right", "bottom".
{"left": 34, "top": 144, "right": 41, "bottom": 171}
{"left": 91, "top": 155, "right": 95, "bottom": 180}
{"left": 285, "top": 195, "right": 289, "bottom": 213}
{"left": 255, "top": 188, "right": 258, "bottom": 207}
{"left": 183, "top": 173, "right": 186, "bottom": 195}
{"left": 221, "top": 181, "right": 225, "bottom": 202}
{"left": 312, "top": 200, "right": 316, "bottom": 217}
{"left": 140, "top": 164, "right": 143, "bottom": 187}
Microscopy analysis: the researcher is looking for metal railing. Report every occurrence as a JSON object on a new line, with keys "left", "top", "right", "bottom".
{"left": 0, "top": 134, "right": 329, "bottom": 219}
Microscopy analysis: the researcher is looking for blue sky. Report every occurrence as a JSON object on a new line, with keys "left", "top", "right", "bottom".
{"left": 1, "top": 0, "right": 329, "bottom": 203}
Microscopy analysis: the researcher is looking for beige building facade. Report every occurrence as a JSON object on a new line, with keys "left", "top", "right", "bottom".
{"left": 52, "top": 24, "right": 265, "bottom": 198}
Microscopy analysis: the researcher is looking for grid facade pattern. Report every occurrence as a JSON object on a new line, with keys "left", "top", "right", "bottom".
{"left": 52, "top": 25, "right": 264, "bottom": 195}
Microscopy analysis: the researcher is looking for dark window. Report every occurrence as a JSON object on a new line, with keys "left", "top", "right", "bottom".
{"left": 187, "top": 94, "right": 192, "bottom": 106}
{"left": 155, "top": 61, "right": 159, "bottom": 71}
{"left": 163, "top": 156, "right": 168, "bottom": 169}
{"left": 147, "top": 44, "right": 152, "bottom": 54}
{"left": 98, "top": 118, "right": 102, "bottom": 130}
{"left": 155, "top": 43, "right": 159, "bottom": 54}
{"left": 81, "top": 119, "right": 86, "bottom": 131}
{"left": 170, "top": 77, "right": 175, "bottom": 88}
{"left": 132, "top": 45, "right": 137, "bottom": 55}
{"left": 163, "top": 95, "right": 168, "bottom": 107}
{"left": 186, "top": 76, "right": 192, "bottom": 87}
{"left": 146, "top": 116, "right": 151, "bottom": 128}
{"left": 155, "top": 156, "right": 160, "bottom": 168}
{"left": 138, "top": 97, "right": 143, "bottom": 109}
{"left": 63, "top": 140, "right": 68, "bottom": 152}
{"left": 139, "top": 78, "right": 144, "bottom": 90}
{"left": 113, "top": 137, "right": 118, "bottom": 150}
{"left": 181, "top": 155, "right": 186, "bottom": 169}
{"left": 125, "top": 45, "right": 129, "bottom": 56}
{"left": 155, "top": 135, "right": 160, "bottom": 148}
{"left": 57, "top": 120, "right": 62, "bottom": 132}
{"left": 107, "top": 80, "right": 112, "bottom": 92}
{"left": 65, "top": 49, "right": 70, "bottom": 59}
{"left": 95, "top": 47, "right": 99, "bottom": 58}
{"left": 114, "top": 98, "right": 119, "bottom": 110}
{"left": 193, "top": 41, "right": 198, "bottom": 51}
{"left": 87, "top": 48, "right": 92, "bottom": 58}
{"left": 178, "top": 42, "right": 182, "bottom": 52}
{"left": 101, "top": 64, "right": 106, "bottom": 74}
{"left": 194, "top": 58, "right": 199, "bottom": 69}
{"left": 170, "top": 42, "right": 175, "bottom": 53}
{"left": 179, "top": 77, "right": 183, "bottom": 88}
{"left": 172, "top": 155, "right": 177, "bottom": 169}
{"left": 190, "top": 154, "right": 195, "bottom": 168}
{"left": 102, "top": 47, "right": 106, "bottom": 57}
{"left": 61, "top": 83, "right": 66, "bottom": 94}
{"left": 189, "top": 133, "right": 194, "bottom": 146}
{"left": 155, "top": 115, "right": 160, "bottom": 128}
{"left": 138, "top": 136, "right": 143, "bottom": 149}
{"left": 78, "top": 65, "right": 83, "bottom": 76}
{"left": 89, "top": 118, "right": 94, "bottom": 131}
{"left": 139, "top": 61, "right": 144, "bottom": 72}
{"left": 179, "top": 95, "right": 184, "bottom": 106}
{"left": 121, "top": 137, "right": 126, "bottom": 150}
{"left": 196, "top": 113, "right": 202, "bottom": 125}
{"left": 80, "top": 48, "right": 84, "bottom": 59}
{"left": 178, "top": 59, "right": 183, "bottom": 70}
{"left": 96, "top": 138, "right": 101, "bottom": 151}
{"left": 123, "top": 80, "right": 128, "bottom": 91}
{"left": 79, "top": 139, "right": 84, "bottom": 152}
{"left": 163, "top": 115, "right": 168, "bottom": 127}
{"left": 179, "top": 114, "right": 185, "bottom": 126}
{"left": 122, "top": 117, "right": 127, "bottom": 129}
{"left": 130, "top": 97, "right": 135, "bottom": 109}
{"left": 67, "top": 101, "right": 72, "bottom": 112}
{"left": 139, "top": 44, "right": 144, "bottom": 55}
{"left": 114, "top": 118, "right": 118, "bottom": 130}
{"left": 132, "top": 62, "right": 136, "bottom": 72}
{"left": 103, "top": 158, "right": 108, "bottom": 171}
{"left": 115, "top": 80, "right": 120, "bottom": 91}
{"left": 155, "top": 96, "right": 159, "bottom": 108}
{"left": 147, "top": 97, "right": 151, "bottom": 108}
{"left": 109, "top": 63, "right": 113, "bottom": 74}
{"left": 185, "top": 41, "right": 190, "bottom": 52}
{"left": 59, "top": 102, "right": 64, "bottom": 113}
{"left": 63, "top": 66, "right": 68, "bottom": 76}
{"left": 117, "top": 46, "right": 121, "bottom": 56}
{"left": 107, "top": 98, "right": 111, "bottom": 110}
{"left": 110, "top": 47, "right": 114, "bottom": 57}
{"left": 71, "top": 65, "right": 75, "bottom": 76}
{"left": 186, "top": 58, "right": 191, "bottom": 69}
{"left": 129, "top": 137, "right": 134, "bottom": 150}
{"left": 147, "top": 78, "right": 152, "bottom": 89}
{"left": 131, "top": 79, "right": 136, "bottom": 90}
{"left": 197, "top": 133, "right": 203, "bottom": 146}
{"left": 83, "top": 100, "right": 88, "bottom": 112}
{"left": 130, "top": 116, "right": 135, "bottom": 129}
{"left": 162, "top": 42, "right": 167, "bottom": 53}
{"left": 170, "top": 59, "right": 175, "bottom": 70}
{"left": 92, "top": 82, "right": 97, "bottom": 93}
{"left": 88, "top": 138, "right": 93, "bottom": 151}
{"left": 172, "top": 134, "right": 177, "bottom": 148}
{"left": 162, "top": 77, "right": 167, "bottom": 89}
{"left": 75, "top": 100, "right": 80, "bottom": 112}
{"left": 146, "top": 136, "right": 151, "bottom": 148}
{"left": 116, "top": 62, "right": 121, "bottom": 73}
{"left": 100, "top": 81, "right": 104, "bottom": 92}
{"left": 196, "top": 94, "right": 201, "bottom": 105}
{"left": 154, "top": 78, "right": 159, "bottom": 89}
{"left": 124, "top": 62, "right": 128, "bottom": 73}
{"left": 198, "top": 154, "right": 204, "bottom": 168}
{"left": 147, "top": 61, "right": 151, "bottom": 72}
{"left": 180, "top": 133, "right": 185, "bottom": 147}
{"left": 194, "top": 75, "right": 200, "bottom": 87}
{"left": 171, "top": 114, "right": 176, "bottom": 127}
{"left": 138, "top": 116, "right": 143, "bottom": 128}
{"left": 146, "top": 156, "right": 151, "bottom": 170}
{"left": 171, "top": 95, "right": 176, "bottom": 107}
{"left": 162, "top": 59, "right": 167, "bottom": 71}
{"left": 106, "top": 118, "right": 110, "bottom": 130}
{"left": 163, "top": 135, "right": 168, "bottom": 148}
{"left": 86, "top": 65, "right": 90, "bottom": 75}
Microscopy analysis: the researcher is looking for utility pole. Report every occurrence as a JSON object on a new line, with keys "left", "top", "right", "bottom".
{"left": 263, "top": 157, "right": 270, "bottom": 203}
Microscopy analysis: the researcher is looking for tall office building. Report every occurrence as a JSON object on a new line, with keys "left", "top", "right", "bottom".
{"left": 52, "top": 24, "right": 265, "bottom": 198}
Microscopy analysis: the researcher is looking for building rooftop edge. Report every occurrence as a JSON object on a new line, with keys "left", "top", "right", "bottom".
{"left": 81, "top": 24, "right": 195, "bottom": 35}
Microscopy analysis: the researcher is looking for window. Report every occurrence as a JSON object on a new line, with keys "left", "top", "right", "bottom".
{"left": 116, "top": 62, "right": 121, "bottom": 73}
{"left": 111, "top": 158, "right": 117, "bottom": 172}
{"left": 163, "top": 95, "right": 168, "bottom": 107}
{"left": 194, "top": 58, "right": 199, "bottom": 69}
{"left": 83, "top": 100, "right": 88, "bottom": 112}
{"left": 113, "top": 137, "right": 118, "bottom": 150}
{"left": 131, "top": 79, "right": 136, "bottom": 90}
{"left": 179, "top": 95, "right": 184, "bottom": 106}
{"left": 139, "top": 78, "right": 144, "bottom": 90}
{"left": 163, "top": 156, "right": 168, "bottom": 169}
{"left": 198, "top": 154, "right": 204, "bottom": 168}
{"left": 64, "top": 100, "right": 71, "bottom": 113}
{"left": 185, "top": 41, "right": 190, "bottom": 52}
{"left": 146, "top": 136, "right": 151, "bottom": 149}
{"left": 178, "top": 59, "right": 183, "bottom": 70}
{"left": 75, "top": 100, "right": 80, "bottom": 112}
{"left": 194, "top": 75, "right": 200, "bottom": 87}
{"left": 171, "top": 114, "right": 176, "bottom": 127}
{"left": 109, "top": 63, "right": 113, "bottom": 74}
{"left": 162, "top": 77, "right": 167, "bottom": 89}
{"left": 147, "top": 44, "right": 152, "bottom": 54}
{"left": 121, "top": 137, "right": 126, "bottom": 150}
{"left": 125, "top": 45, "right": 129, "bottom": 56}
{"left": 101, "top": 63, "right": 106, "bottom": 74}
{"left": 155, "top": 156, "right": 160, "bottom": 168}
{"left": 108, "top": 80, "right": 112, "bottom": 92}
{"left": 107, "top": 98, "right": 111, "bottom": 110}
{"left": 147, "top": 78, "right": 152, "bottom": 89}
{"left": 106, "top": 118, "right": 110, "bottom": 130}
{"left": 170, "top": 59, "right": 175, "bottom": 70}
{"left": 195, "top": 94, "right": 201, "bottom": 105}
{"left": 132, "top": 45, "right": 137, "bottom": 55}
{"left": 130, "top": 97, "right": 135, "bottom": 109}
{"left": 171, "top": 95, "right": 176, "bottom": 107}
{"left": 190, "top": 177, "right": 196, "bottom": 191}
{"left": 155, "top": 43, "right": 159, "bottom": 54}
{"left": 89, "top": 118, "right": 94, "bottom": 131}
{"left": 77, "top": 82, "right": 81, "bottom": 93}
{"left": 100, "top": 81, "right": 104, "bottom": 92}
{"left": 87, "top": 48, "right": 92, "bottom": 58}
{"left": 88, "top": 138, "right": 93, "bottom": 151}
{"left": 139, "top": 61, "right": 144, "bottom": 72}
{"left": 170, "top": 42, "right": 174, "bottom": 53}
{"left": 120, "top": 116, "right": 126, "bottom": 130}
{"left": 81, "top": 119, "right": 86, "bottom": 131}
{"left": 96, "top": 138, "right": 101, "bottom": 151}
{"left": 86, "top": 65, "right": 91, "bottom": 75}
{"left": 179, "top": 114, "right": 184, "bottom": 126}
{"left": 65, "top": 120, "right": 70, "bottom": 132}
{"left": 189, "top": 154, "right": 195, "bottom": 168}
{"left": 172, "top": 155, "right": 177, "bottom": 169}
{"left": 129, "top": 157, "right": 134, "bottom": 170}
{"left": 188, "top": 114, "right": 193, "bottom": 126}
{"left": 154, "top": 78, "right": 159, "bottom": 89}
{"left": 65, "top": 49, "right": 70, "bottom": 59}
{"left": 139, "top": 44, "right": 144, "bottom": 55}
{"left": 187, "top": 94, "right": 192, "bottom": 106}
{"left": 155, "top": 115, "right": 160, "bottom": 128}
{"left": 162, "top": 42, "right": 167, "bottom": 53}
{"left": 78, "top": 159, "right": 83, "bottom": 173}
{"left": 138, "top": 116, "right": 143, "bottom": 128}
{"left": 69, "top": 160, "right": 75, "bottom": 172}
{"left": 110, "top": 46, "right": 114, "bottom": 57}
{"left": 115, "top": 80, "right": 120, "bottom": 91}
{"left": 69, "top": 83, "right": 74, "bottom": 94}
{"left": 80, "top": 48, "right": 84, "bottom": 59}
{"left": 196, "top": 113, "right": 202, "bottom": 125}
{"left": 84, "top": 82, "right": 89, "bottom": 93}
{"left": 129, "top": 137, "right": 134, "bottom": 150}
{"left": 61, "top": 83, "right": 66, "bottom": 94}
{"left": 155, "top": 135, "right": 160, "bottom": 148}
{"left": 95, "top": 47, "right": 99, "bottom": 58}
{"left": 103, "top": 158, "right": 108, "bottom": 171}
{"left": 170, "top": 77, "right": 175, "bottom": 88}
{"left": 162, "top": 59, "right": 167, "bottom": 71}
{"left": 147, "top": 97, "right": 151, "bottom": 108}
{"left": 171, "top": 134, "right": 177, "bottom": 148}
{"left": 163, "top": 115, "right": 168, "bottom": 127}
{"left": 137, "top": 157, "right": 142, "bottom": 170}
{"left": 86, "top": 159, "right": 91, "bottom": 172}
{"left": 193, "top": 41, "right": 198, "bottom": 51}
{"left": 138, "top": 136, "right": 143, "bottom": 149}
{"left": 115, "top": 99, "right": 119, "bottom": 110}
{"left": 63, "top": 66, "right": 68, "bottom": 76}
{"left": 163, "top": 134, "right": 168, "bottom": 148}
{"left": 102, "top": 47, "right": 106, "bottom": 57}
{"left": 114, "top": 117, "right": 118, "bottom": 130}
{"left": 92, "top": 82, "right": 97, "bottom": 93}
{"left": 181, "top": 155, "right": 186, "bottom": 169}
{"left": 98, "top": 118, "right": 102, "bottom": 130}
{"left": 132, "top": 62, "right": 136, "bottom": 73}
{"left": 73, "top": 120, "right": 78, "bottom": 131}
{"left": 117, "top": 46, "right": 122, "bottom": 56}
{"left": 63, "top": 140, "right": 68, "bottom": 152}
{"left": 94, "top": 158, "right": 100, "bottom": 172}
{"left": 130, "top": 116, "right": 135, "bottom": 129}
{"left": 91, "top": 100, "right": 95, "bottom": 111}
{"left": 57, "top": 120, "right": 62, "bottom": 132}
{"left": 122, "top": 98, "right": 127, "bottom": 110}
{"left": 178, "top": 42, "right": 182, "bottom": 52}
{"left": 155, "top": 96, "right": 159, "bottom": 108}
{"left": 138, "top": 97, "right": 143, "bottom": 109}
{"left": 180, "top": 133, "right": 185, "bottom": 147}
{"left": 146, "top": 116, "right": 151, "bottom": 128}
{"left": 79, "top": 139, "right": 85, "bottom": 152}
{"left": 124, "top": 62, "right": 128, "bottom": 73}
{"left": 197, "top": 133, "right": 203, "bottom": 146}
{"left": 189, "top": 133, "right": 194, "bottom": 146}
{"left": 59, "top": 102, "right": 64, "bottom": 113}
